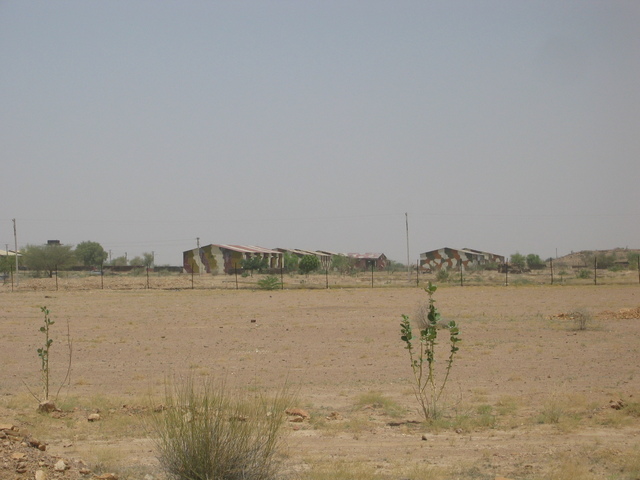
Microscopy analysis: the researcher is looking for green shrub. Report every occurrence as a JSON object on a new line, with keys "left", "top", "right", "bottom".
{"left": 149, "top": 377, "right": 291, "bottom": 480}
{"left": 526, "top": 253, "right": 546, "bottom": 270}
{"left": 400, "top": 282, "right": 461, "bottom": 421}
{"left": 435, "top": 269, "right": 449, "bottom": 282}
{"left": 576, "top": 269, "right": 591, "bottom": 279}
{"left": 299, "top": 255, "right": 320, "bottom": 275}
{"left": 258, "top": 275, "right": 282, "bottom": 291}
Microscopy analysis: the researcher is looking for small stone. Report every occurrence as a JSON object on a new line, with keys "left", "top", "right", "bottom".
{"left": 11, "top": 453, "right": 25, "bottom": 460}
{"left": 95, "top": 474, "right": 119, "bottom": 480}
{"left": 79, "top": 467, "right": 92, "bottom": 474}
{"left": 421, "top": 434, "right": 429, "bottom": 441}
{"left": 88, "top": 413, "right": 101, "bottom": 422}
{"left": 38, "top": 400, "right": 57, "bottom": 413}
{"left": 35, "top": 470, "right": 46, "bottom": 480}
{"left": 285, "top": 408, "right": 310, "bottom": 419}
{"left": 54, "top": 459, "right": 66, "bottom": 471}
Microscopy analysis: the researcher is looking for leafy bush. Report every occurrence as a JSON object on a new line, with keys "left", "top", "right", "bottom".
{"left": 282, "top": 252, "right": 299, "bottom": 273}
{"left": 242, "top": 257, "right": 268, "bottom": 274}
{"left": 299, "top": 255, "right": 320, "bottom": 275}
{"left": 526, "top": 253, "right": 546, "bottom": 270}
{"left": 509, "top": 252, "right": 526, "bottom": 270}
{"left": 400, "top": 282, "right": 461, "bottom": 421}
{"left": 258, "top": 275, "right": 282, "bottom": 290}
{"left": 435, "top": 269, "right": 449, "bottom": 282}
{"left": 577, "top": 269, "right": 591, "bottom": 279}
{"left": 149, "top": 377, "right": 291, "bottom": 480}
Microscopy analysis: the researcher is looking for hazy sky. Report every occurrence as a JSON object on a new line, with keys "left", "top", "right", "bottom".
{"left": 2, "top": 1, "right": 638, "bottom": 266}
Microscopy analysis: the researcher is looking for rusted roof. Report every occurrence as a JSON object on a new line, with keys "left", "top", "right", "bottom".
{"left": 213, "top": 244, "right": 282, "bottom": 254}
{"left": 346, "top": 253, "right": 385, "bottom": 259}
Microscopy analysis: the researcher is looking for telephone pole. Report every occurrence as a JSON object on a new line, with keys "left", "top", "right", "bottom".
{"left": 405, "top": 212, "right": 410, "bottom": 283}
{"left": 12, "top": 218, "right": 18, "bottom": 286}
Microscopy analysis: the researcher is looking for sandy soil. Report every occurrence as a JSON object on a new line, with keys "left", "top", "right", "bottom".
{"left": 1, "top": 282, "right": 639, "bottom": 479}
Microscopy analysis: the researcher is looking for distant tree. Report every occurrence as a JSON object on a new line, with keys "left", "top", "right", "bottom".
{"left": 595, "top": 252, "right": 615, "bottom": 269}
{"left": 386, "top": 259, "right": 406, "bottom": 273}
{"left": 23, "top": 243, "right": 76, "bottom": 277}
{"left": 628, "top": 252, "right": 640, "bottom": 270}
{"left": 142, "top": 252, "right": 154, "bottom": 268}
{"left": 129, "top": 256, "right": 144, "bottom": 266}
{"left": 509, "top": 252, "right": 526, "bottom": 270}
{"left": 109, "top": 256, "right": 128, "bottom": 267}
{"left": 299, "top": 255, "right": 320, "bottom": 275}
{"left": 241, "top": 256, "right": 268, "bottom": 274}
{"left": 75, "top": 241, "right": 108, "bottom": 267}
{"left": 0, "top": 254, "right": 13, "bottom": 274}
{"left": 526, "top": 254, "right": 546, "bottom": 270}
{"left": 282, "top": 252, "right": 299, "bottom": 273}
{"left": 331, "top": 254, "right": 356, "bottom": 274}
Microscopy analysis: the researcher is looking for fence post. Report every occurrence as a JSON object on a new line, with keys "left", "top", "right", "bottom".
{"left": 234, "top": 264, "right": 239, "bottom": 290}
{"left": 325, "top": 268, "right": 328, "bottom": 289}
{"left": 505, "top": 261, "right": 509, "bottom": 286}
{"left": 10, "top": 265, "right": 13, "bottom": 292}
{"left": 550, "top": 258, "right": 554, "bottom": 285}
{"left": 594, "top": 257, "right": 597, "bottom": 285}
{"left": 371, "top": 263, "right": 374, "bottom": 288}
{"left": 282, "top": 265, "right": 285, "bottom": 290}
{"left": 55, "top": 265, "right": 58, "bottom": 291}
{"left": 416, "top": 260, "right": 419, "bottom": 287}
{"left": 460, "top": 263, "right": 463, "bottom": 287}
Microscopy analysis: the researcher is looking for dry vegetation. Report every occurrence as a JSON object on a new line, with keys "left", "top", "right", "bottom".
{"left": 1, "top": 278, "right": 639, "bottom": 479}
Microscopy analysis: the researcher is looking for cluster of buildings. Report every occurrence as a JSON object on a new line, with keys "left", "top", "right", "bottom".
{"left": 183, "top": 243, "right": 503, "bottom": 275}
{"left": 183, "top": 244, "right": 389, "bottom": 275}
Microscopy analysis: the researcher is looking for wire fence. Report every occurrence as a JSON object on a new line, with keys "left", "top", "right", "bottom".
{"left": 2, "top": 264, "right": 639, "bottom": 292}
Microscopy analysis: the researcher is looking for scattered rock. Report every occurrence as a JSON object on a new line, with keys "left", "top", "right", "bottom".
{"left": 609, "top": 399, "right": 625, "bottom": 410}
{"left": 95, "top": 474, "right": 119, "bottom": 480}
{"left": 326, "top": 411, "right": 342, "bottom": 420}
{"left": 37, "top": 400, "right": 57, "bottom": 413}
{"left": 285, "top": 408, "right": 310, "bottom": 419}
{"left": 54, "top": 459, "right": 66, "bottom": 471}
{"left": 35, "top": 469, "right": 46, "bottom": 480}
{"left": 29, "top": 438, "right": 46, "bottom": 451}
{"left": 88, "top": 413, "right": 101, "bottom": 422}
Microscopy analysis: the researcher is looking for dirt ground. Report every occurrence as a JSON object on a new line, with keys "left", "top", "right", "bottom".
{"left": 1, "top": 280, "right": 639, "bottom": 479}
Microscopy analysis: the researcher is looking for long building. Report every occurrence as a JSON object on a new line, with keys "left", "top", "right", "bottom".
{"left": 183, "top": 244, "right": 283, "bottom": 274}
{"left": 419, "top": 247, "right": 504, "bottom": 272}
{"left": 274, "top": 248, "right": 332, "bottom": 271}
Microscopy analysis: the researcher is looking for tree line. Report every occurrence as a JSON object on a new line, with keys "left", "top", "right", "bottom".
{"left": 0, "top": 241, "right": 155, "bottom": 278}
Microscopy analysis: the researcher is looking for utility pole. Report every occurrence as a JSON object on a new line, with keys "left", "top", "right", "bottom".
{"left": 196, "top": 237, "right": 202, "bottom": 275}
{"left": 405, "top": 212, "right": 411, "bottom": 283}
{"left": 12, "top": 218, "right": 18, "bottom": 286}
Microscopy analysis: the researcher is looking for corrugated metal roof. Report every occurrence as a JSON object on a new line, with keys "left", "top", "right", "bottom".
{"left": 214, "top": 244, "right": 281, "bottom": 254}
{"left": 346, "top": 253, "right": 385, "bottom": 259}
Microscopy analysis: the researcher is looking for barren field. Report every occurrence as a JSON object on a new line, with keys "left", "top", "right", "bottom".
{"left": 1, "top": 281, "right": 640, "bottom": 479}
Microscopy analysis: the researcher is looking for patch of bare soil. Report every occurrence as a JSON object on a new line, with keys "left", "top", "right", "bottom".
{"left": 1, "top": 284, "right": 639, "bottom": 479}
